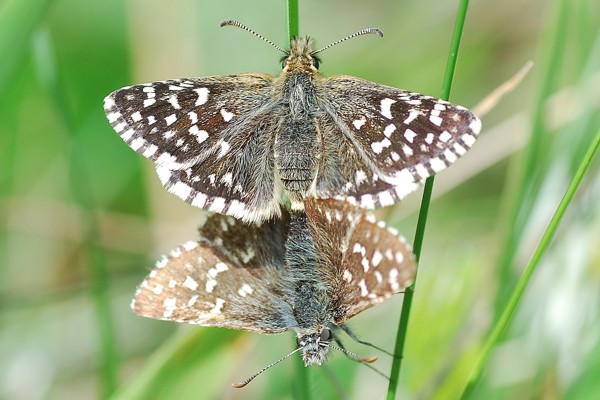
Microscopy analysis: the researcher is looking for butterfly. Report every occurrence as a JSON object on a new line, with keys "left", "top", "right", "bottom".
{"left": 131, "top": 197, "right": 416, "bottom": 384}
{"left": 104, "top": 21, "right": 481, "bottom": 223}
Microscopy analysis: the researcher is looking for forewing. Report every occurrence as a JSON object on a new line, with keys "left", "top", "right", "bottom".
{"left": 305, "top": 198, "right": 416, "bottom": 325}
{"left": 132, "top": 212, "right": 292, "bottom": 333}
{"left": 315, "top": 76, "right": 481, "bottom": 208}
{"left": 104, "top": 74, "right": 283, "bottom": 223}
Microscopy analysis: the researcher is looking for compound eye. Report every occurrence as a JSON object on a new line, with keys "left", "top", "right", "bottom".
{"left": 311, "top": 56, "right": 320, "bottom": 69}
{"left": 319, "top": 328, "right": 332, "bottom": 342}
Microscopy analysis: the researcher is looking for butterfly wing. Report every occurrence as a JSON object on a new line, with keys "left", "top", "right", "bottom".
{"left": 132, "top": 212, "right": 293, "bottom": 334}
{"left": 104, "top": 74, "right": 283, "bottom": 223}
{"left": 304, "top": 198, "right": 416, "bottom": 325}
{"left": 314, "top": 76, "right": 481, "bottom": 208}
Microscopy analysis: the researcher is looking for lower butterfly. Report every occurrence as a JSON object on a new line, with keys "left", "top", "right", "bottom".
{"left": 132, "top": 197, "right": 416, "bottom": 386}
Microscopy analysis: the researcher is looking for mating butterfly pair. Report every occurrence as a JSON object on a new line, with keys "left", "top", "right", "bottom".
{"left": 104, "top": 21, "right": 480, "bottom": 384}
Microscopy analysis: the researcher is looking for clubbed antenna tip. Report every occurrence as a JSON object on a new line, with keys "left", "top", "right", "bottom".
{"left": 313, "top": 27, "right": 384, "bottom": 54}
{"left": 361, "top": 356, "right": 379, "bottom": 363}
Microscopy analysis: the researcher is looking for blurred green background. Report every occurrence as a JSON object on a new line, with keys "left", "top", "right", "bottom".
{"left": 1, "top": 0, "right": 599, "bottom": 399}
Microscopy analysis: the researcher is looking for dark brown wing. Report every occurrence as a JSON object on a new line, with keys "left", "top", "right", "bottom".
{"left": 104, "top": 74, "right": 283, "bottom": 223}
{"left": 304, "top": 197, "right": 416, "bottom": 324}
{"left": 132, "top": 212, "right": 293, "bottom": 334}
{"left": 314, "top": 76, "right": 481, "bottom": 208}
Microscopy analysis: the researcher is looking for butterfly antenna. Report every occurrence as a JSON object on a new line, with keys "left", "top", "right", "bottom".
{"left": 221, "top": 20, "right": 288, "bottom": 55}
{"left": 328, "top": 343, "right": 390, "bottom": 381}
{"left": 313, "top": 28, "right": 383, "bottom": 54}
{"left": 232, "top": 347, "right": 302, "bottom": 388}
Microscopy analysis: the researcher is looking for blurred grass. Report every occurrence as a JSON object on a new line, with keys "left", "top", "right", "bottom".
{"left": 462, "top": 129, "right": 600, "bottom": 398}
{"left": 493, "top": 0, "right": 570, "bottom": 322}
{"left": 0, "top": 0, "right": 54, "bottom": 92}
{"left": 0, "top": 0, "right": 599, "bottom": 399}
{"left": 112, "top": 328, "right": 241, "bottom": 400}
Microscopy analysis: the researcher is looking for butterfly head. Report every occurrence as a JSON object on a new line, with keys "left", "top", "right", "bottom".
{"left": 298, "top": 327, "right": 332, "bottom": 366}
{"left": 284, "top": 37, "right": 320, "bottom": 72}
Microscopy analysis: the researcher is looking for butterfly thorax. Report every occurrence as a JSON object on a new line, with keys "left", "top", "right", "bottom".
{"left": 282, "top": 37, "right": 318, "bottom": 75}
{"left": 273, "top": 37, "right": 323, "bottom": 208}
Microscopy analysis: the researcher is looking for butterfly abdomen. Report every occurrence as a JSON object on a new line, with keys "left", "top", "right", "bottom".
{"left": 283, "top": 210, "right": 331, "bottom": 337}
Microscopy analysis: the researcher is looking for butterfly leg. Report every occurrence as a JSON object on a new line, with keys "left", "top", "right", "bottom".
{"left": 331, "top": 329, "right": 390, "bottom": 381}
{"left": 339, "top": 324, "right": 395, "bottom": 358}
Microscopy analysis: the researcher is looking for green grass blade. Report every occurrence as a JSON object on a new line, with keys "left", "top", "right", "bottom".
{"left": 460, "top": 128, "right": 600, "bottom": 399}
{"left": 386, "top": 1, "right": 472, "bottom": 398}
{"left": 286, "top": 0, "right": 299, "bottom": 42}
{"left": 293, "top": 339, "right": 310, "bottom": 400}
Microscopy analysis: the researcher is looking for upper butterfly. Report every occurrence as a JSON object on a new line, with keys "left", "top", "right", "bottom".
{"left": 104, "top": 20, "right": 481, "bottom": 223}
